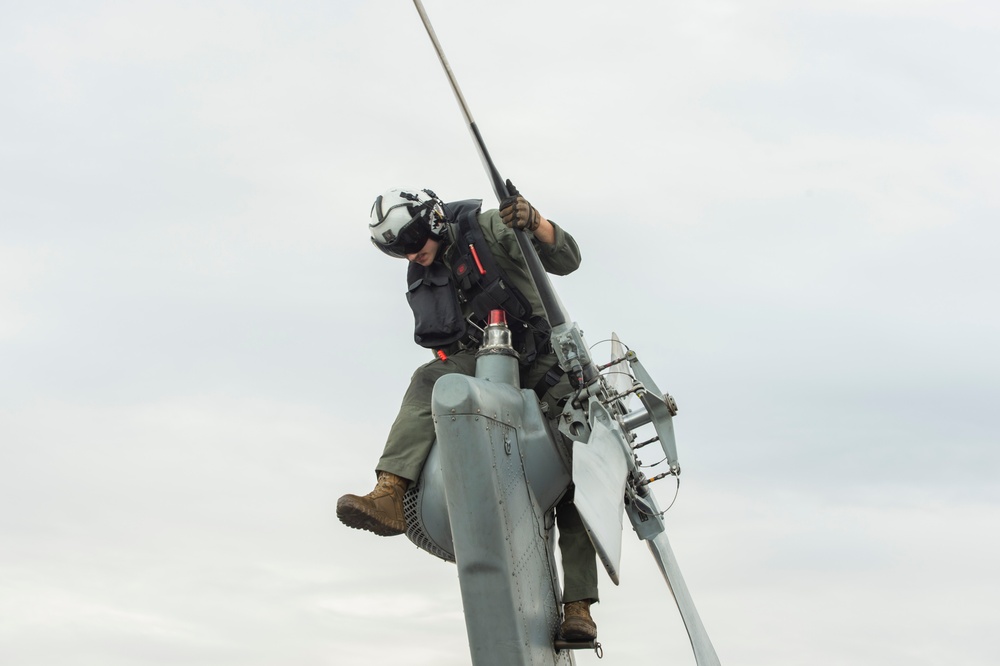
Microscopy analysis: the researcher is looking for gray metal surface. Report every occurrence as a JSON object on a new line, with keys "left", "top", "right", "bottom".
{"left": 628, "top": 351, "right": 680, "bottom": 474}
{"left": 571, "top": 399, "right": 628, "bottom": 586}
{"left": 405, "top": 386, "right": 572, "bottom": 563}
{"left": 648, "top": 531, "right": 722, "bottom": 666}
{"left": 433, "top": 371, "right": 573, "bottom": 666}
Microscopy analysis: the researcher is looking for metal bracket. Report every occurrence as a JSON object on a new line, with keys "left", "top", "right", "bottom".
{"left": 553, "top": 639, "right": 603, "bottom": 659}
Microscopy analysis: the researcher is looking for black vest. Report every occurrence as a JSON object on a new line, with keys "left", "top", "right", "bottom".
{"left": 406, "top": 200, "right": 534, "bottom": 353}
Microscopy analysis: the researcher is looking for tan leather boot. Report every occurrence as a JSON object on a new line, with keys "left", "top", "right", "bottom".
{"left": 336, "top": 471, "right": 409, "bottom": 536}
{"left": 559, "top": 600, "right": 597, "bottom": 641}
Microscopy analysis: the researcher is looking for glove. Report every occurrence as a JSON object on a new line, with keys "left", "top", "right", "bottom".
{"left": 499, "top": 179, "right": 540, "bottom": 232}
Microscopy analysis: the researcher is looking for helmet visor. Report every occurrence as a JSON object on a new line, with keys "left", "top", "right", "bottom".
{"left": 372, "top": 215, "right": 432, "bottom": 258}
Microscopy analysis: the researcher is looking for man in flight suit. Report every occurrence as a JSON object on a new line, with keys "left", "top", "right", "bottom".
{"left": 337, "top": 184, "right": 598, "bottom": 641}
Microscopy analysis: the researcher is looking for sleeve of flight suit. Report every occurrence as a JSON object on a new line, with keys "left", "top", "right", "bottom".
{"left": 481, "top": 209, "right": 582, "bottom": 276}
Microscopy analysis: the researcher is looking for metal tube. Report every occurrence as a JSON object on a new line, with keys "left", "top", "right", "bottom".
{"left": 620, "top": 404, "right": 653, "bottom": 431}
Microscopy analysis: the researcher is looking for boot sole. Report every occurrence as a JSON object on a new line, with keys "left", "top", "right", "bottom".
{"left": 336, "top": 496, "right": 406, "bottom": 537}
{"left": 559, "top": 619, "right": 598, "bottom": 642}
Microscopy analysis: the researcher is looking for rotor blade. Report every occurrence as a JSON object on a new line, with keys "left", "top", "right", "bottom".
{"left": 607, "top": 332, "right": 634, "bottom": 408}
{"left": 411, "top": 0, "right": 506, "bottom": 201}
{"left": 572, "top": 400, "right": 628, "bottom": 585}
{"left": 647, "top": 531, "right": 721, "bottom": 666}
{"left": 410, "top": 0, "right": 575, "bottom": 330}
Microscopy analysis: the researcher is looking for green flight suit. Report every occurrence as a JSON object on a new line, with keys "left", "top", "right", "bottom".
{"left": 377, "top": 208, "right": 599, "bottom": 603}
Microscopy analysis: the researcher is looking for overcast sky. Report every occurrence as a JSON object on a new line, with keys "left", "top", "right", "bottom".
{"left": 2, "top": 1, "right": 998, "bottom": 664}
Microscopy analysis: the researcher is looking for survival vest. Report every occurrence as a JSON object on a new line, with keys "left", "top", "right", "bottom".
{"left": 406, "top": 200, "right": 542, "bottom": 361}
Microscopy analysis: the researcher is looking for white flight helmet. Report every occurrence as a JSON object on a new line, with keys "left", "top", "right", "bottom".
{"left": 369, "top": 188, "right": 446, "bottom": 258}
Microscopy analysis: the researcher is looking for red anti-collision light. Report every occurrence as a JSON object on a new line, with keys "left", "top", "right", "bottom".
{"left": 488, "top": 310, "right": 506, "bottom": 326}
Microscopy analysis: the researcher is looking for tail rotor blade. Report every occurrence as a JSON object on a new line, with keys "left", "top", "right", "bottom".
{"left": 647, "top": 531, "right": 721, "bottom": 666}
{"left": 607, "top": 332, "right": 634, "bottom": 408}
